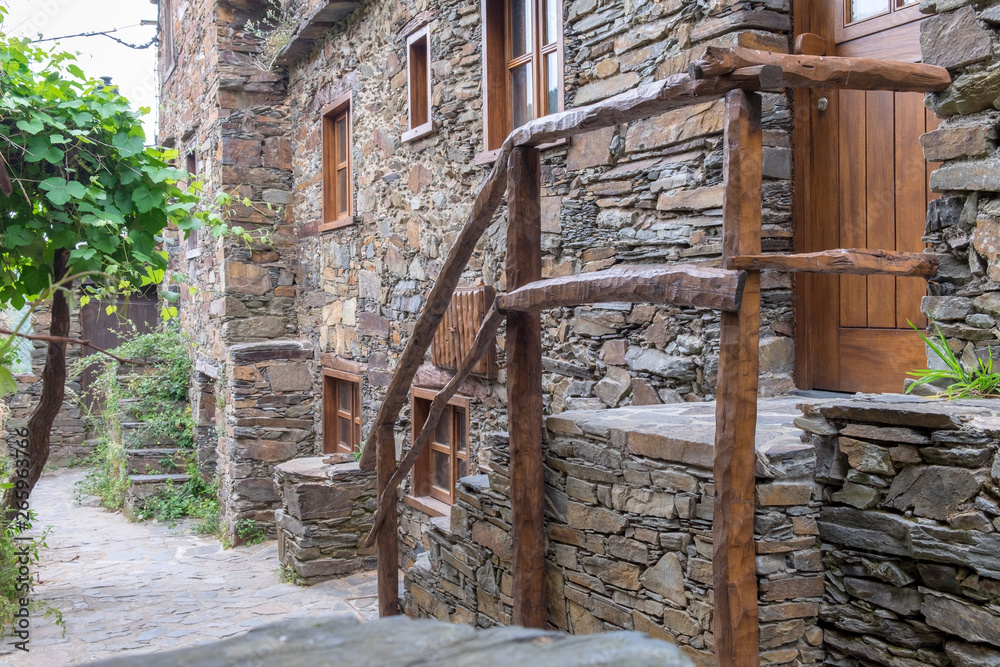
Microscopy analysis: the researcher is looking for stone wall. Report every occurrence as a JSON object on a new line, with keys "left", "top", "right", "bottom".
{"left": 804, "top": 395, "right": 1000, "bottom": 667}
{"left": 920, "top": 2, "right": 1000, "bottom": 370}
{"left": 220, "top": 340, "right": 316, "bottom": 538}
{"left": 274, "top": 456, "right": 377, "bottom": 581}
{"left": 3, "top": 304, "right": 88, "bottom": 465}
{"left": 405, "top": 399, "right": 825, "bottom": 667}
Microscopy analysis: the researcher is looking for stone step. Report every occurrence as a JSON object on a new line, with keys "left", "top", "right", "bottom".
{"left": 125, "top": 448, "right": 189, "bottom": 475}
{"left": 120, "top": 422, "right": 182, "bottom": 448}
{"left": 124, "top": 473, "right": 190, "bottom": 520}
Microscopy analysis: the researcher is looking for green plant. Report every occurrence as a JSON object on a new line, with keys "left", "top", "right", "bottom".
{"left": 136, "top": 462, "right": 219, "bottom": 530}
{"left": 278, "top": 564, "right": 304, "bottom": 586}
{"left": 905, "top": 319, "right": 1000, "bottom": 399}
{"left": 235, "top": 519, "right": 266, "bottom": 546}
{"left": 0, "top": 459, "right": 64, "bottom": 637}
{"left": 244, "top": 0, "right": 297, "bottom": 71}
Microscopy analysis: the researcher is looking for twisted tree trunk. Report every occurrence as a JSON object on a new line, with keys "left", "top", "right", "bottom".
{"left": 4, "top": 249, "right": 70, "bottom": 511}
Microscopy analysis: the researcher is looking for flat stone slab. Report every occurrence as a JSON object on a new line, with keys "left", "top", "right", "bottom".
{"left": 546, "top": 396, "right": 812, "bottom": 469}
{"left": 85, "top": 615, "right": 694, "bottom": 667}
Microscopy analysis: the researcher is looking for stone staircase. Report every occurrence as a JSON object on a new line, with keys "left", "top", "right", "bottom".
{"left": 118, "top": 399, "right": 193, "bottom": 518}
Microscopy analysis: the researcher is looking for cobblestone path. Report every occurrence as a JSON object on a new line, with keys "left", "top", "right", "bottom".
{"left": 0, "top": 468, "right": 378, "bottom": 666}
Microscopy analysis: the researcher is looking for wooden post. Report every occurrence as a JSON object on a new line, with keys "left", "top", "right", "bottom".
{"left": 376, "top": 423, "right": 399, "bottom": 617}
{"left": 713, "top": 88, "right": 762, "bottom": 666}
{"left": 506, "top": 146, "right": 546, "bottom": 628}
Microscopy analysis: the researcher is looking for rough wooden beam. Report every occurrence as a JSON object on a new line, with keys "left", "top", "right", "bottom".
{"left": 497, "top": 264, "right": 747, "bottom": 313}
{"left": 375, "top": 423, "right": 398, "bottom": 618}
{"left": 361, "top": 303, "right": 505, "bottom": 548}
{"left": 690, "top": 46, "right": 951, "bottom": 92}
{"left": 506, "top": 146, "right": 546, "bottom": 629}
{"left": 713, "top": 89, "right": 762, "bottom": 667}
{"left": 730, "top": 249, "right": 938, "bottom": 277}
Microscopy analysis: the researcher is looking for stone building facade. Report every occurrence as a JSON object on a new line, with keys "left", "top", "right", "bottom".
{"left": 158, "top": 0, "right": 1000, "bottom": 663}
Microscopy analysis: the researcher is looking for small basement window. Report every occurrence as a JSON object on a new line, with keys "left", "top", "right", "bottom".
{"left": 411, "top": 387, "right": 470, "bottom": 506}
{"left": 403, "top": 24, "right": 434, "bottom": 143}
{"left": 321, "top": 92, "right": 353, "bottom": 231}
{"left": 322, "top": 369, "right": 362, "bottom": 455}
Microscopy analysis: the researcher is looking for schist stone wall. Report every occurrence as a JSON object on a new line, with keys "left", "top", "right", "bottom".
{"left": 220, "top": 340, "right": 317, "bottom": 539}
{"left": 804, "top": 395, "right": 1000, "bottom": 667}
{"left": 920, "top": 2, "right": 1000, "bottom": 366}
{"left": 278, "top": 0, "right": 795, "bottom": 556}
{"left": 405, "top": 399, "right": 826, "bottom": 667}
{"left": 3, "top": 304, "right": 87, "bottom": 465}
{"left": 405, "top": 396, "right": 1000, "bottom": 665}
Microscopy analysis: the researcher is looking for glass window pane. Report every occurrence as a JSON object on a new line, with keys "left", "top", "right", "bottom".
{"left": 458, "top": 457, "right": 467, "bottom": 480}
{"left": 850, "top": 0, "right": 889, "bottom": 22}
{"left": 336, "top": 116, "right": 348, "bottom": 163}
{"left": 456, "top": 408, "right": 466, "bottom": 452}
{"left": 544, "top": 0, "right": 559, "bottom": 46}
{"left": 435, "top": 410, "right": 450, "bottom": 446}
{"left": 339, "top": 417, "right": 352, "bottom": 445}
{"left": 510, "top": 62, "right": 534, "bottom": 130}
{"left": 339, "top": 380, "right": 352, "bottom": 412}
{"left": 337, "top": 168, "right": 348, "bottom": 215}
{"left": 544, "top": 52, "right": 559, "bottom": 116}
{"left": 433, "top": 449, "right": 450, "bottom": 491}
{"left": 509, "top": 0, "right": 533, "bottom": 59}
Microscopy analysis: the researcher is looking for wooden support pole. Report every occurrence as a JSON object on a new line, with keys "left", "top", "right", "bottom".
{"left": 375, "top": 423, "right": 399, "bottom": 617}
{"left": 506, "top": 146, "right": 545, "bottom": 629}
{"left": 713, "top": 89, "right": 762, "bottom": 667}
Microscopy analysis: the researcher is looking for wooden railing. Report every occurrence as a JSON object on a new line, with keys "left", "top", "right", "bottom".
{"left": 356, "top": 46, "right": 949, "bottom": 667}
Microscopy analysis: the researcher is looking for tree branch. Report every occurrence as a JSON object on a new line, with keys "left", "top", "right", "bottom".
{"left": 0, "top": 328, "right": 147, "bottom": 366}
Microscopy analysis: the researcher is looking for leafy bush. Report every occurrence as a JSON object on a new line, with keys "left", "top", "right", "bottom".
{"left": 235, "top": 519, "right": 266, "bottom": 546}
{"left": 78, "top": 327, "right": 218, "bottom": 535}
{"left": 906, "top": 319, "right": 1000, "bottom": 399}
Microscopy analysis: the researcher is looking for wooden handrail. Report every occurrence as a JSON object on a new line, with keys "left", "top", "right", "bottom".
{"left": 690, "top": 45, "right": 952, "bottom": 92}
{"left": 730, "top": 248, "right": 938, "bottom": 277}
{"left": 359, "top": 48, "right": 952, "bottom": 472}
{"left": 498, "top": 264, "right": 747, "bottom": 313}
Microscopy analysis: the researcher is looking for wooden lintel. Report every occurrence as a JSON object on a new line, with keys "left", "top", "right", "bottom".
{"left": 690, "top": 46, "right": 951, "bottom": 93}
{"left": 730, "top": 249, "right": 938, "bottom": 277}
{"left": 497, "top": 265, "right": 746, "bottom": 313}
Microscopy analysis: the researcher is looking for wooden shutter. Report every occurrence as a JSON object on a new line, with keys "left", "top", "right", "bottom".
{"left": 431, "top": 285, "right": 497, "bottom": 379}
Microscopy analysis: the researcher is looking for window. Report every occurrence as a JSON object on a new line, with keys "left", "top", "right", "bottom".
{"left": 411, "top": 388, "right": 470, "bottom": 506}
{"left": 481, "top": 0, "right": 563, "bottom": 156}
{"left": 323, "top": 369, "right": 362, "bottom": 455}
{"left": 185, "top": 152, "right": 200, "bottom": 258}
{"left": 403, "top": 24, "right": 434, "bottom": 143}
{"left": 849, "top": 0, "right": 918, "bottom": 23}
{"left": 321, "top": 92, "right": 353, "bottom": 231}
{"left": 160, "top": 0, "right": 176, "bottom": 79}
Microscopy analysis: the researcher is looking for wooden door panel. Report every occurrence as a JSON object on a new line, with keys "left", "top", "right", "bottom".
{"left": 839, "top": 89, "right": 868, "bottom": 328}
{"left": 799, "top": 0, "right": 932, "bottom": 394}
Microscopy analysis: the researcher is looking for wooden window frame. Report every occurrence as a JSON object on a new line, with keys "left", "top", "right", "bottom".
{"left": 410, "top": 387, "right": 471, "bottom": 506}
{"left": 160, "top": 0, "right": 176, "bottom": 82}
{"left": 838, "top": 0, "right": 921, "bottom": 43}
{"left": 322, "top": 368, "right": 363, "bottom": 455}
{"left": 478, "top": 0, "right": 564, "bottom": 162}
{"left": 402, "top": 24, "right": 435, "bottom": 143}
{"left": 320, "top": 91, "right": 354, "bottom": 232}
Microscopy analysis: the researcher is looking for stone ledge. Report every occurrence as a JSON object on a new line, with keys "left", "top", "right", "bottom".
{"left": 274, "top": 2, "right": 362, "bottom": 66}
{"left": 87, "top": 615, "right": 694, "bottom": 666}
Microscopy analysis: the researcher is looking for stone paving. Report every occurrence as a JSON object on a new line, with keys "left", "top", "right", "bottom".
{"left": 0, "top": 468, "right": 378, "bottom": 666}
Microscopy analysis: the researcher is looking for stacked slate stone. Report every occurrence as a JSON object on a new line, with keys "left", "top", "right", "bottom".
{"left": 405, "top": 399, "right": 827, "bottom": 667}
{"left": 220, "top": 340, "right": 317, "bottom": 539}
{"left": 921, "top": 3, "right": 1000, "bottom": 367}
{"left": 274, "top": 457, "right": 377, "bottom": 582}
{"left": 803, "top": 395, "right": 1000, "bottom": 667}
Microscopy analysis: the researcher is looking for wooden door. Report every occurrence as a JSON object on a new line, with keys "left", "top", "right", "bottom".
{"left": 796, "top": 0, "right": 938, "bottom": 394}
